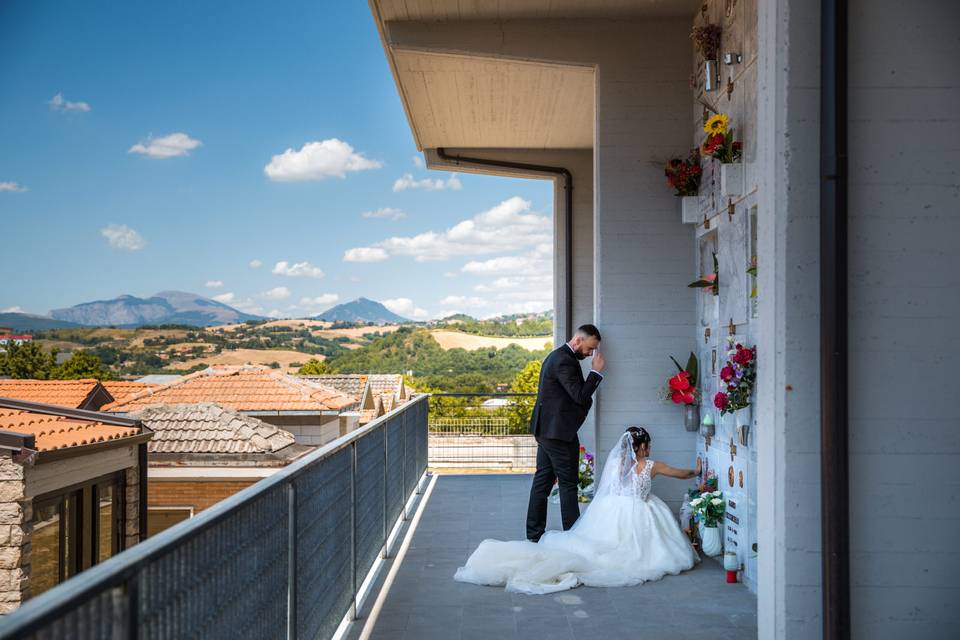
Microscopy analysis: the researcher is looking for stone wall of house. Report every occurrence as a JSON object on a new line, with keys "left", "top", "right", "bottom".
{"left": 124, "top": 465, "right": 140, "bottom": 548}
{"left": 0, "top": 457, "right": 30, "bottom": 614}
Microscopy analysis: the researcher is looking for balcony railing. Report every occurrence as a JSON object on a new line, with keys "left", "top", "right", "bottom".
{"left": 0, "top": 395, "right": 429, "bottom": 640}
{"left": 428, "top": 393, "right": 537, "bottom": 471}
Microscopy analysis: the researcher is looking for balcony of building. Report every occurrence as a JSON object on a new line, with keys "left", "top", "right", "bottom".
{"left": 0, "top": 395, "right": 755, "bottom": 640}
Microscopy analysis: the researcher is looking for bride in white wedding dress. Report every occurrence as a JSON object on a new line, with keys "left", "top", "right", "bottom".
{"left": 454, "top": 426, "right": 701, "bottom": 594}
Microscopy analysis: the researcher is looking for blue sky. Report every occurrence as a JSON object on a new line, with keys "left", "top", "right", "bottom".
{"left": 0, "top": 0, "right": 553, "bottom": 320}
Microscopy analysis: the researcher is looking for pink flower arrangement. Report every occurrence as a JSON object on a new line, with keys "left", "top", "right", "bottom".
{"left": 714, "top": 343, "right": 757, "bottom": 414}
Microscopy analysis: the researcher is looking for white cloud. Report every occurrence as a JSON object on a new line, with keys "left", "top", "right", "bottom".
{"left": 272, "top": 261, "right": 324, "bottom": 278}
{"left": 439, "top": 295, "right": 487, "bottom": 308}
{"left": 205, "top": 280, "right": 224, "bottom": 288}
{"left": 129, "top": 132, "right": 201, "bottom": 159}
{"left": 444, "top": 272, "right": 457, "bottom": 278}
{"left": 462, "top": 255, "right": 541, "bottom": 275}
{"left": 299, "top": 294, "right": 339, "bottom": 307}
{"left": 267, "top": 309, "right": 284, "bottom": 318}
{"left": 263, "top": 286, "right": 291, "bottom": 300}
{"left": 392, "top": 173, "right": 461, "bottom": 192}
{"left": 0, "top": 182, "right": 28, "bottom": 193}
{"left": 361, "top": 207, "right": 405, "bottom": 221}
{"left": 264, "top": 138, "right": 382, "bottom": 181}
{"left": 343, "top": 247, "right": 389, "bottom": 263}
{"left": 249, "top": 259, "right": 263, "bottom": 268}
{"left": 48, "top": 92, "right": 90, "bottom": 113}
{"left": 213, "top": 293, "right": 263, "bottom": 315}
{"left": 343, "top": 197, "right": 549, "bottom": 263}
{"left": 100, "top": 224, "right": 146, "bottom": 251}
{"left": 412, "top": 155, "right": 424, "bottom": 168}
{"left": 2, "top": 306, "right": 24, "bottom": 313}
{"left": 382, "top": 298, "right": 428, "bottom": 319}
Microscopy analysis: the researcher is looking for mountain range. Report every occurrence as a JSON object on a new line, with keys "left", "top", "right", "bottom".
{"left": 313, "top": 297, "right": 409, "bottom": 324}
{"left": 49, "top": 291, "right": 264, "bottom": 327}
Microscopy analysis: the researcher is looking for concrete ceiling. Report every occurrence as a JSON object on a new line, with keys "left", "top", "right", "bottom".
{"left": 374, "top": 0, "right": 700, "bottom": 21}
{"left": 371, "top": 0, "right": 698, "bottom": 150}
{"left": 392, "top": 50, "right": 595, "bottom": 149}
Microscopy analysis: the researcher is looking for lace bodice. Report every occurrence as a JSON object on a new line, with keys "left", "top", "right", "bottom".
{"left": 635, "top": 458, "right": 653, "bottom": 501}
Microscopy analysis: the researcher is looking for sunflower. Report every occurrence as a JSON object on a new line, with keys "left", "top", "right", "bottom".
{"left": 704, "top": 113, "right": 728, "bottom": 135}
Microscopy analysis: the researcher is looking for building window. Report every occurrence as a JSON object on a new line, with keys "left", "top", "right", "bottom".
{"left": 30, "top": 471, "right": 126, "bottom": 596}
{"left": 147, "top": 507, "right": 193, "bottom": 537}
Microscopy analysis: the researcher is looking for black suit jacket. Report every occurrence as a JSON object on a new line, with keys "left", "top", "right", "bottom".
{"left": 530, "top": 345, "right": 602, "bottom": 442}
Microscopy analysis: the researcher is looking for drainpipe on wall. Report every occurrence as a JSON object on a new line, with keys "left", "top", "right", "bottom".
{"left": 435, "top": 148, "right": 574, "bottom": 338}
{"left": 820, "top": 0, "right": 850, "bottom": 638}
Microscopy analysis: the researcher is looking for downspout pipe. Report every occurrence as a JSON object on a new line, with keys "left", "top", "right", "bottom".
{"left": 436, "top": 148, "right": 574, "bottom": 337}
{"left": 820, "top": 0, "right": 850, "bottom": 638}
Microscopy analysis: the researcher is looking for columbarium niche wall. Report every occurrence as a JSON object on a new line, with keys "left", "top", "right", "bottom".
{"left": 688, "top": 0, "right": 759, "bottom": 593}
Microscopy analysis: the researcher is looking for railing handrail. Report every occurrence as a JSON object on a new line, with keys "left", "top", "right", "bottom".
{"left": 0, "top": 394, "right": 430, "bottom": 638}
{"left": 429, "top": 392, "right": 537, "bottom": 397}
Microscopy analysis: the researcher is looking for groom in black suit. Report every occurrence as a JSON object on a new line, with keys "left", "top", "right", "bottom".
{"left": 526, "top": 324, "right": 605, "bottom": 542}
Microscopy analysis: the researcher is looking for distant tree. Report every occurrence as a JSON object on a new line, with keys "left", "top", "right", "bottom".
{"left": 54, "top": 351, "right": 113, "bottom": 380}
{"left": 298, "top": 359, "right": 329, "bottom": 375}
{"left": 507, "top": 359, "right": 541, "bottom": 432}
{"left": 0, "top": 342, "right": 57, "bottom": 379}
{"left": 269, "top": 361, "right": 281, "bottom": 369}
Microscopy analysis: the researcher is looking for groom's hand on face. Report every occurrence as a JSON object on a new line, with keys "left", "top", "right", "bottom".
{"left": 592, "top": 349, "right": 605, "bottom": 373}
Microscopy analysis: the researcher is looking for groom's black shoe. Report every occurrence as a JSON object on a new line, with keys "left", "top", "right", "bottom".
{"left": 527, "top": 536, "right": 541, "bottom": 544}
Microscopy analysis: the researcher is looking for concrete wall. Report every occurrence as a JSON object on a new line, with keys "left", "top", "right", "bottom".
{"left": 847, "top": 1, "right": 960, "bottom": 637}
{"left": 260, "top": 413, "right": 340, "bottom": 446}
{"left": 755, "top": 0, "right": 823, "bottom": 636}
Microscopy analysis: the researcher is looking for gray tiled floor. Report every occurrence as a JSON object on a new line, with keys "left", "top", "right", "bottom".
{"left": 352, "top": 474, "right": 757, "bottom": 640}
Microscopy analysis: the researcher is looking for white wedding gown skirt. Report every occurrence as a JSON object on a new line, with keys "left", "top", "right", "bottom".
{"left": 454, "top": 457, "right": 699, "bottom": 595}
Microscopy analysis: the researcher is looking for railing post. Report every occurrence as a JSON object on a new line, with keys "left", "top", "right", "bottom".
{"left": 350, "top": 441, "right": 358, "bottom": 620}
{"left": 286, "top": 481, "right": 297, "bottom": 640}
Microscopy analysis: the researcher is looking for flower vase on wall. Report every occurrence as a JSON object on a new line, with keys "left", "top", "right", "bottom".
{"left": 721, "top": 410, "right": 737, "bottom": 434}
{"left": 700, "top": 523, "right": 722, "bottom": 556}
{"left": 681, "top": 196, "right": 700, "bottom": 224}
{"left": 720, "top": 162, "right": 744, "bottom": 197}
{"left": 683, "top": 404, "right": 700, "bottom": 431}
{"left": 735, "top": 406, "right": 752, "bottom": 429}
{"left": 705, "top": 60, "right": 719, "bottom": 92}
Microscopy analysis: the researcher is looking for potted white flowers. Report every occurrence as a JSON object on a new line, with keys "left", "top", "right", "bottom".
{"left": 690, "top": 490, "right": 726, "bottom": 556}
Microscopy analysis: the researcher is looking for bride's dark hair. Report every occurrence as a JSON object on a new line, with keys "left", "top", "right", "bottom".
{"left": 626, "top": 426, "right": 651, "bottom": 454}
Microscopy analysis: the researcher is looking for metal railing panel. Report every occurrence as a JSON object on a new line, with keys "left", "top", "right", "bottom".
{"left": 354, "top": 429, "right": 385, "bottom": 587}
{"left": 384, "top": 419, "right": 404, "bottom": 528}
{"left": 138, "top": 484, "right": 289, "bottom": 640}
{"left": 293, "top": 446, "right": 352, "bottom": 640}
{"left": 0, "top": 395, "right": 430, "bottom": 640}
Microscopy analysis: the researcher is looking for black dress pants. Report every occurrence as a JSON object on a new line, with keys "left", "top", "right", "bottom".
{"left": 526, "top": 436, "right": 580, "bottom": 542}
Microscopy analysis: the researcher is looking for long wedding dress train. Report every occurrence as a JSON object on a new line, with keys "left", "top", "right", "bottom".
{"left": 454, "top": 435, "right": 699, "bottom": 595}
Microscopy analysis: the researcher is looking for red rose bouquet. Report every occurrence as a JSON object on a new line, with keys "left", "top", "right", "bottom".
{"left": 664, "top": 150, "right": 702, "bottom": 197}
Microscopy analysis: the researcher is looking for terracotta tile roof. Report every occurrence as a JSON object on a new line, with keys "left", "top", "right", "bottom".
{"left": 102, "top": 381, "right": 159, "bottom": 404}
{"left": 299, "top": 374, "right": 368, "bottom": 398}
{"left": 103, "top": 365, "right": 358, "bottom": 413}
{"left": 0, "top": 379, "right": 102, "bottom": 408}
{"left": 367, "top": 374, "right": 407, "bottom": 398}
{"left": 129, "top": 403, "right": 298, "bottom": 457}
{"left": 0, "top": 402, "right": 142, "bottom": 452}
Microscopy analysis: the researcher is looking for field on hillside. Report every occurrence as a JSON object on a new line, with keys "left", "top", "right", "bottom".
{"left": 167, "top": 348, "right": 317, "bottom": 372}
{"left": 429, "top": 330, "right": 553, "bottom": 352}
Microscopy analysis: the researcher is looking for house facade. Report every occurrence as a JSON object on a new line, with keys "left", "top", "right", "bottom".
{"left": 127, "top": 403, "right": 311, "bottom": 535}
{"left": 104, "top": 365, "right": 358, "bottom": 446}
{"left": 370, "top": 0, "right": 959, "bottom": 637}
{"left": 0, "top": 399, "right": 151, "bottom": 612}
